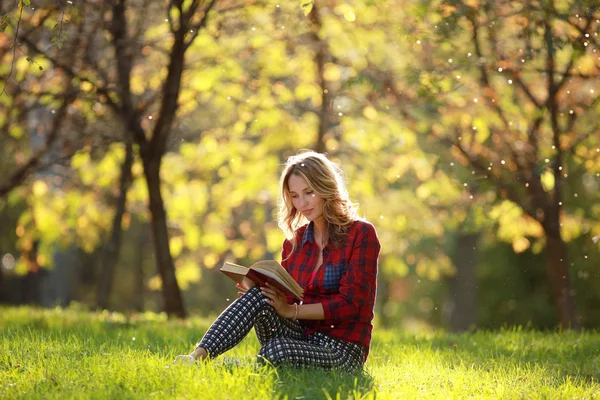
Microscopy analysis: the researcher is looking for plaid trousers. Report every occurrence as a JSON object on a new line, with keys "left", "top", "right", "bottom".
{"left": 196, "top": 287, "right": 366, "bottom": 369}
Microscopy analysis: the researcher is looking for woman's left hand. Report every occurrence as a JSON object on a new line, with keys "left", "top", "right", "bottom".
{"left": 261, "top": 283, "right": 294, "bottom": 319}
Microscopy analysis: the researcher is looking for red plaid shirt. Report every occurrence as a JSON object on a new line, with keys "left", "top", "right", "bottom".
{"left": 281, "top": 220, "right": 380, "bottom": 359}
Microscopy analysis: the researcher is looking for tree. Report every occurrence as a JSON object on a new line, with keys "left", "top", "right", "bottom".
{"left": 412, "top": 0, "right": 600, "bottom": 328}
{"left": 96, "top": 139, "right": 133, "bottom": 310}
{"left": 3, "top": 0, "right": 220, "bottom": 317}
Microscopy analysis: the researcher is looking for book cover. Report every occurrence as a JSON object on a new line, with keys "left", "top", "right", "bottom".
{"left": 220, "top": 261, "right": 303, "bottom": 301}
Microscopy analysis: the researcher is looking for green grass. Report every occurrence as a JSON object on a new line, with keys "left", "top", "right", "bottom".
{"left": 1, "top": 306, "right": 599, "bottom": 399}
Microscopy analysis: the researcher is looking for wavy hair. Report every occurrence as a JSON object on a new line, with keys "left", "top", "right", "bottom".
{"left": 278, "top": 151, "right": 358, "bottom": 253}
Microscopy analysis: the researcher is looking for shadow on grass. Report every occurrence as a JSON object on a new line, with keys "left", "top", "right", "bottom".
{"left": 270, "top": 366, "right": 375, "bottom": 399}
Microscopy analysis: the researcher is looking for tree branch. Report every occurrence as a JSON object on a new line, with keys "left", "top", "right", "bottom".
{"left": 0, "top": 89, "right": 77, "bottom": 198}
{"left": 110, "top": 0, "right": 147, "bottom": 148}
{"left": 437, "top": 129, "right": 536, "bottom": 218}
{"left": 19, "top": 34, "right": 119, "bottom": 113}
{"left": 0, "top": 2, "right": 24, "bottom": 98}
{"left": 553, "top": 13, "right": 594, "bottom": 97}
{"left": 468, "top": 11, "right": 528, "bottom": 174}
{"left": 184, "top": 0, "right": 218, "bottom": 51}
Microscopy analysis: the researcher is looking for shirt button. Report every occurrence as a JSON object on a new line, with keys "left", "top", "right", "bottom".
{"left": 308, "top": 284, "right": 315, "bottom": 290}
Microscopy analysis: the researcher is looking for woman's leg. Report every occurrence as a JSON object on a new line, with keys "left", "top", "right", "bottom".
{"left": 258, "top": 332, "right": 366, "bottom": 370}
{"left": 196, "top": 287, "right": 304, "bottom": 359}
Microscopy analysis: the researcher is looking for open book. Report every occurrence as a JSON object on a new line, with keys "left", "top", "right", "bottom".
{"left": 220, "top": 260, "right": 304, "bottom": 301}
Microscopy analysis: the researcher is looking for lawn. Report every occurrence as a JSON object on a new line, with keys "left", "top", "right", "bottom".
{"left": 1, "top": 306, "right": 599, "bottom": 399}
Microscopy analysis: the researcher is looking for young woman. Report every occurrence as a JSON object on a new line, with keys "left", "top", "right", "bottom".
{"left": 175, "top": 151, "right": 380, "bottom": 369}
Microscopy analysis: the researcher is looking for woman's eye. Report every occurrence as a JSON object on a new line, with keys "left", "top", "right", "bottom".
{"left": 306, "top": 191, "right": 313, "bottom": 195}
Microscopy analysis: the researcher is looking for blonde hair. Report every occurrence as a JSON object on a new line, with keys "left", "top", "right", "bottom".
{"left": 278, "top": 151, "right": 358, "bottom": 253}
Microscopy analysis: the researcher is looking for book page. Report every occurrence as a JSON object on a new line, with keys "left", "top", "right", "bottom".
{"left": 251, "top": 261, "right": 303, "bottom": 296}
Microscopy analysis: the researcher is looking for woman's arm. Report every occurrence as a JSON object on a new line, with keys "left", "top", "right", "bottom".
{"left": 295, "top": 302, "right": 324, "bottom": 320}
{"left": 318, "top": 222, "right": 380, "bottom": 322}
{"left": 260, "top": 283, "right": 325, "bottom": 320}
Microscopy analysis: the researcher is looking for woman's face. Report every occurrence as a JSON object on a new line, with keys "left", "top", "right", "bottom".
{"left": 287, "top": 173, "right": 325, "bottom": 224}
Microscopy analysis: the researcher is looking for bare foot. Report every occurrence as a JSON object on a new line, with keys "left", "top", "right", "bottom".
{"left": 190, "top": 347, "right": 209, "bottom": 360}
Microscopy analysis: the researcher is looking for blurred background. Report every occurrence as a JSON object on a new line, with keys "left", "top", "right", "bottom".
{"left": 0, "top": 0, "right": 598, "bottom": 332}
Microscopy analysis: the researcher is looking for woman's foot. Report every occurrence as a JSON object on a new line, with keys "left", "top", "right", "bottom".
{"left": 190, "top": 347, "right": 209, "bottom": 360}
{"left": 173, "top": 347, "right": 208, "bottom": 364}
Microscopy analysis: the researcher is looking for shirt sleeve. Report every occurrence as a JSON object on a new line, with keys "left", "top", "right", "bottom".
{"left": 321, "top": 222, "right": 381, "bottom": 321}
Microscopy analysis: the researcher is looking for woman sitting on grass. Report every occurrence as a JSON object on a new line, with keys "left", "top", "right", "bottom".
{"left": 176, "top": 151, "right": 380, "bottom": 369}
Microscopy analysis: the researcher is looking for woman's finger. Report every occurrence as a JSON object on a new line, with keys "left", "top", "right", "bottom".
{"left": 261, "top": 289, "right": 275, "bottom": 300}
{"left": 265, "top": 282, "right": 284, "bottom": 296}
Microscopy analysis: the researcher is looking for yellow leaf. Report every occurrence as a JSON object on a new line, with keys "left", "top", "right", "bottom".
{"left": 512, "top": 237, "right": 531, "bottom": 253}
{"left": 130, "top": 73, "right": 145, "bottom": 95}
{"left": 266, "top": 225, "right": 285, "bottom": 254}
{"left": 36, "top": 253, "right": 48, "bottom": 267}
{"left": 80, "top": 81, "right": 93, "bottom": 92}
{"left": 295, "top": 83, "right": 318, "bottom": 101}
{"left": 185, "top": 225, "right": 201, "bottom": 250}
{"left": 301, "top": 0, "right": 313, "bottom": 16}
{"left": 323, "top": 63, "right": 341, "bottom": 81}
{"left": 71, "top": 152, "right": 90, "bottom": 169}
{"left": 204, "top": 253, "right": 219, "bottom": 269}
{"left": 175, "top": 259, "right": 201, "bottom": 290}
{"left": 413, "top": 158, "right": 433, "bottom": 180}
{"left": 9, "top": 125, "right": 23, "bottom": 139}
{"left": 415, "top": 184, "right": 431, "bottom": 199}
{"left": 32, "top": 180, "right": 48, "bottom": 197}
{"left": 363, "top": 106, "right": 378, "bottom": 120}
{"left": 170, "top": 237, "right": 183, "bottom": 257}
{"left": 473, "top": 118, "right": 490, "bottom": 143}
{"left": 344, "top": 9, "right": 356, "bottom": 22}
{"left": 578, "top": 54, "right": 596, "bottom": 75}
{"left": 231, "top": 241, "right": 247, "bottom": 258}
{"left": 190, "top": 75, "right": 214, "bottom": 92}
{"left": 385, "top": 256, "right": 409, "bottom": 277}
{"left": 148, "top": 275, "right": 162, "bottom": 291}
{"left": 540, "top": 170, "right": 555, "bottom": 192}
{"left": 80, "top": 168, "right": 95, "bottom": 186}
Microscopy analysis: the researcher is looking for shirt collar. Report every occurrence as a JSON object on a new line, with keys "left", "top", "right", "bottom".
{"left": 301, "top": 222, "right": 315, "bottom": 247}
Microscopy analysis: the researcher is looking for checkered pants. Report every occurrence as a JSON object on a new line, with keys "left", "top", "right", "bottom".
{"left": 196, "top": 287, "right": 366, "bottom": 369}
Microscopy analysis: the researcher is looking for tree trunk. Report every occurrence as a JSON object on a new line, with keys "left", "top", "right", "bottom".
{"left": 308, "top": 3, "right": 329, "bottom": 153}
{"left": 0, "top": 265, "right": 5, "bottom": 303}
{"left": 142, "top": 157, "right": 186, "bottom": 318}
{"left": 543, "top": 218, "right": 579, "bottom": 329}
{"left": 376, "top": 273, "right": 391, "bottom": 328}
{"left": 133, "top": 225, "right": 147, "bottom": 312}
{"left": 445, "top": 232, "right": 479, "bottom": 331}
{"left": 97, "top": 140, "right": 134, "bottom": 310}
{"left": 22, "top": 269, "right": 43, "bottom": 305}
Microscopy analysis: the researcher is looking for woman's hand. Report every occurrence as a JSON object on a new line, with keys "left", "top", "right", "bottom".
{"left": 236, "top": 277, "right": 255, "bottom": 297}
{"left": 261, "top": 283, "right": 295, "bottom": 319}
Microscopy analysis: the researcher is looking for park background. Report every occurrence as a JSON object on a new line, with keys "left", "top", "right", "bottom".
{"left": 1, "top": 0, "right": 599, "bottom": 334}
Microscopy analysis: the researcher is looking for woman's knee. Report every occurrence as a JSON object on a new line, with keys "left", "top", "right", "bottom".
{"left": 240, "top": 286, "right": 264, "bottom": 303}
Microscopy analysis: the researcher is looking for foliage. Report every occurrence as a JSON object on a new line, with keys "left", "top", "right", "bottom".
{"left": 0, "top": 0, "right": 599, "bottom": 327}
{"left": 390, "top": 0, "right": 600, "bottom": 326}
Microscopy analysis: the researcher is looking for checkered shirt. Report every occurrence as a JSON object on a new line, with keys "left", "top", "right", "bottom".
{"left": 281, "top": 220, "right": 380, "bottom": 358}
